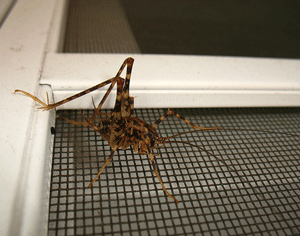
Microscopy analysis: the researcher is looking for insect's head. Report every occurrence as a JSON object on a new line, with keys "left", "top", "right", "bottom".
{"left": 152, "top": 136, "right": 166, "bottom": 148}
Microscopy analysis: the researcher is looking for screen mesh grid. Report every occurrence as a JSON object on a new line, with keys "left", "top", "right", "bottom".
{"left": 48, "top": 108, "right": 300, "bottom": 236}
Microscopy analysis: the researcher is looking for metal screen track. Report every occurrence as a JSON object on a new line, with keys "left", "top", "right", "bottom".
{"left": 48, "top": 107, "right": 300, "bottom": 236}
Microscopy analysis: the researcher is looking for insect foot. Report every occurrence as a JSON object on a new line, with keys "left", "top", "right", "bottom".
{"left": 14, "top": 89, "right": 55, "bottom": 111}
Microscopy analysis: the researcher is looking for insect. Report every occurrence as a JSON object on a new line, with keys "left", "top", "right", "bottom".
{"left": 15, "top": 57, "right": 221, "bottom": 204}
{"left": 14, "top": 58, "right": 299, "bottom": 207}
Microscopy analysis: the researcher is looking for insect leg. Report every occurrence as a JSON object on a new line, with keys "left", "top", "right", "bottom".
{"left": 114, "top": 57, "right": 134, "bottom": 78}
{"left": 121, "top": 57, "right": 134, "bottom": 118}
{"left": 88, "top": 145, "right": 118, "bottom": 188}
{"left": 60, "top": 117, "right": 90, "bottom": 126}
{"left": 88, "top": 79, "right": 118, "bottom": 123}
{"left": 60, "top": 79, "right": 118, "bottom": 128}
{"left": 147, "top": 145, "right": 179, "bottom": 204}
{"left": 152, "top": 108, "right": 220, "bottom": 131}
{"left": 111, "top": 77, "right": 125, "bottom": 120}
{"left": 89, "top": 57, "right": 134, "bottom": 122}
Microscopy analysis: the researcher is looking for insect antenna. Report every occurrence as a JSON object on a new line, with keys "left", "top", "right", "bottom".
{"left": 163, "top": 127, "right": 300, "bottom": 142}
{"left": 159, "top": 128, "right": 299, "bottom": 234}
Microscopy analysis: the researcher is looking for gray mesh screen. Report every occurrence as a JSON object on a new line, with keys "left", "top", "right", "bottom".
{"left": 63, "top": 0, "right": 140, "bottom": 53}
{"left": 48, "top": 108, "right": 300, "bottom": 236}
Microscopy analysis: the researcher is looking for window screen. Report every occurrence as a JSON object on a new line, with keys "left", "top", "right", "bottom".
{"left": 48, "top": 107, "right": 300, "bottom": 236}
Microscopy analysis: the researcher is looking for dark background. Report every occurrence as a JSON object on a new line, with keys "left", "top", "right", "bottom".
{"left": 120, "top": 0, "right": 300, "bottom": 58}
{"left": 64, "top": 0, "right": 300, "bottom": 59}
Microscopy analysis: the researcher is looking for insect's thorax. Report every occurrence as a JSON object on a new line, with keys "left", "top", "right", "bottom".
{"left": 97, "top": 116, "right": 159, "bottom": 152}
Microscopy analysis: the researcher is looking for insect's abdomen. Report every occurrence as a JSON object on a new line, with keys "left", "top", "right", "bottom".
{"left": 123, "top": 117, "right": 159, "bottom": 152}
{"left": 97, "top": 117, "right": 159, "bottom": 153}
